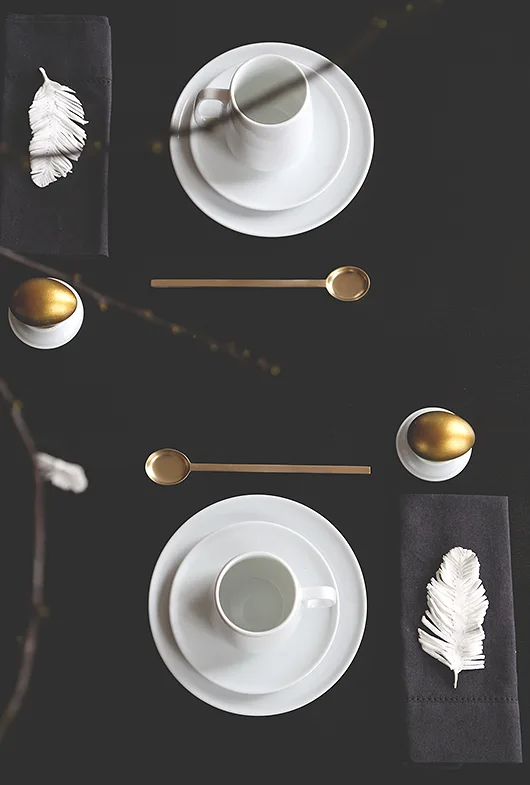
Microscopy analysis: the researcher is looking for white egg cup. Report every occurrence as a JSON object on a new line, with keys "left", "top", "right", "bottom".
{"left": 8, "top": 278, "right": 84, "bottom": 350}
{"left": 395, "top": 407, "right": 472, "bottom": 482}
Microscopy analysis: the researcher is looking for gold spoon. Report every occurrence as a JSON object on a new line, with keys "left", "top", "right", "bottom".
{"left": 145, "top": 448, "right": 371, "bottom": 485}
{"left": 150, "top": 266, "right": 370, "bottom": 303}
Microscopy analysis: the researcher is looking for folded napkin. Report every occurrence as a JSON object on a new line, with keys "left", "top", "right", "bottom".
{"left": 0, "top": 14, "right": 111, "bottom": 256}
{"left": 400, "top": 494, "right": 522, "bottom": 764}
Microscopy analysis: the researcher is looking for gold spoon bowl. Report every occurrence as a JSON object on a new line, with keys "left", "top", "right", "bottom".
{"left": 324, "top": 266, "right": 370, "bottom": 301}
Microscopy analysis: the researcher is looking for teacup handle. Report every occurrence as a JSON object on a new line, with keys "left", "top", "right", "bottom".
{"left": 193, "top": 87, "right": 231, "bottom": 127}
{"left": 300, "top": 586, "right": 337, "bottom": 609}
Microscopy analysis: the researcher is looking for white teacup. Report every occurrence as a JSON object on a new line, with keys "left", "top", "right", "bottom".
{"left": 193, "top": 54, "right": 313, "bottom": 173}
{"left": 212, "top": 551, "right": 336, "bottom": 654}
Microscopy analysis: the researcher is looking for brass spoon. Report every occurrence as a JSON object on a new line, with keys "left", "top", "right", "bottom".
{"left": 150, "top": 266, "right": 370, "bottom": 302}
{"left": 145, "top": 448, "right": 371, "bottom": 485}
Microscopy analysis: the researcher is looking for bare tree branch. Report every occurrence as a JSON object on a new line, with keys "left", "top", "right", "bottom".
{"left": 0, "top": 381, "right": 45, "bottom": 745}
{"left": 0, "top": 1, "right": 446, "bottom": 163}
{"left": 0, "top": 246, "right": 280, "bottom": 375}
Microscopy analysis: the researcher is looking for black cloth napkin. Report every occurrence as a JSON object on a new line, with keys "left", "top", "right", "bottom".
{"left": 0, "top": 13, "right": 111, "bottom": 256}
{"left": 400, "top": 494, "right": 522, "bottom": 764}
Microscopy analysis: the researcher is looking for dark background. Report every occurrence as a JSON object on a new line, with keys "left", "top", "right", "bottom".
{"left": 0, "top": 0, "right": 528, "bottom": 779}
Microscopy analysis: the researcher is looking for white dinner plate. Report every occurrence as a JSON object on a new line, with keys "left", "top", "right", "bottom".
{"left": 169, "top": 42, "right": 374, "bottom": 237}
{"left": 148, "top": 494, "right": 367, "bottom": 715}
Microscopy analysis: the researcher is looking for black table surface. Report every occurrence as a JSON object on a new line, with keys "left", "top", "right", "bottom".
{"left": 0, "top": 0, "right": 528, "bottom": 778}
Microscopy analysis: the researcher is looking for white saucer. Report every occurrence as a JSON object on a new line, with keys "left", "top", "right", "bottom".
{"left": 190, "top": 65, "right": 350, "bottom": 212}
{"left": 169, "top": 521, "right": 339, "bottom": 695}
{"left": 149, "top": 495, "right": 367, "bottom": 716}
{"left": 169, "top": 42, "right": 374, "bottom": 237}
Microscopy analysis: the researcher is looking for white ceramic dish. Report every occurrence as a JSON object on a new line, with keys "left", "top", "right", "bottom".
{"left": 193, "top": 53, "right": 313, "bottom": 173}
{"left": 395, "top": 407, "right": 472, "bottom": 481}
{"left": 8, "top": 279, "right": 84, "bottom": 350}
{"left": 148, "top": 494, "right": 367, "bottom": 716}
{"left": 169, "top": 520, "right": 339, "bottom": 694}
{"left": 190, "top": 64, "right": 350, "bottom": 211}
{"left": 169, "top": 42, "right": 374, "bottom": 237}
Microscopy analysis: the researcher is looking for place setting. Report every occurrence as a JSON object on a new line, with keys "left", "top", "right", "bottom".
{"left": 145, "top": 448, "right": 369, "bottom": 715}
{"left": 148, "top": 494, "right": 367, "bottom": 716}
{"left": 169, "top": 42, "right": 374, "bottom": 237}
{"left": 144, "top": 410, "right": 523, "bottom": 760}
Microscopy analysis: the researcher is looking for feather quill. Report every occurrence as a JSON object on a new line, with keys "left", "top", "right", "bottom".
{"left": 418, "top": 547, "right": 488, "bottom": 688}
{"left": 28, "top": 67, "right": 88, "bottom": 187}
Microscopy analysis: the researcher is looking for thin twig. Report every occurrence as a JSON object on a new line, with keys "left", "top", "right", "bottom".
{"left": 0, "top": 1, "right": 445, "bottom": 162}
{"left": 0, "top": 247, "right": 280, "bottom": 376}
{"left": 0, "top": 381, "right": 45, "bottom": 745}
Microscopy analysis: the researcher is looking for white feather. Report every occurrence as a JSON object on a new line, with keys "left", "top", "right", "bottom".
{"left": 28, "top": 67, "right": 88, "bottom": 188}
{"left": 36, "top": 453, "right": 88, "bottom": 493}
{"left": 418, "top": 547, "right": 488, "bottom": 688}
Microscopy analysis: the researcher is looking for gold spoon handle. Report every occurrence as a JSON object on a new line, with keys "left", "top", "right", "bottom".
{"left": 191, "top": 462, "right": 371, "bottom": 475}
{"left": 150, "top": 279, "right": 326, "bottom": 288}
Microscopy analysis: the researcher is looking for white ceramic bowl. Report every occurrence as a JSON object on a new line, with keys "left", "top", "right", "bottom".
{"left": 8, "top": 279, "right": 84, "bottom": 350}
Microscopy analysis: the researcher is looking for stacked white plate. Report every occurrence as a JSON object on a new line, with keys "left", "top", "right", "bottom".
{"left": 148, "top": 494, "right": 367, "bottom": 715}
{"left": 169, "top": 42, "right": 374, "bottom": 237}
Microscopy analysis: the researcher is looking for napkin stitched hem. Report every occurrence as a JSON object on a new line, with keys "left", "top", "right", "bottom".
{"left": 4, "top": 73, "right": 112, "bottom": 84}
{"left": 408, "top": 697, "right": 519, "bottom": 702}
{"left": 7, "top": 15, "right": 109, "bottom": 24}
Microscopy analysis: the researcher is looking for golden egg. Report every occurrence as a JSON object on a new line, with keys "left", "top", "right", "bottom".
{"left": 407, "top": 411, "right": 475, "bottom": 462}
{"left": 11, "top": 278, "right": 77, "bottom": 327}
